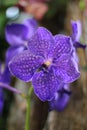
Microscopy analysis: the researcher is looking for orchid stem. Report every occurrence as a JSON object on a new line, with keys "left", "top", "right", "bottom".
{"left": 25, "top": 86, "right": 33, "bottom": 130}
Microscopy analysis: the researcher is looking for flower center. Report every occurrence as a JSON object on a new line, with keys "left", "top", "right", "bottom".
{"left": 44, "top": 59, "right": 52, "bottom": 67}
{"left": 24, "top": 41, "right": 28, "bottom": 47}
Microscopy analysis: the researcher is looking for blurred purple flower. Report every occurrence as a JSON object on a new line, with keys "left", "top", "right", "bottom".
{"left": 0, "top": 88, "right": 4, "bottom": 116}
{"left": 0, "top": 63, "right": 4, "bottom": 115}
{"left": 5, "top": 18, "right": 38, "bottom": 63}
{"left": 71, "top": 20, "right": 86, "bottom": 49}
{"left": 71, "top": 20, "right": 82, "bottom": 42}
{"left": 9, "top": 27, "right": 80, "bottom": 101}
{"left": 0, "top": 62, "right": 11, "bottom": 115}
{"left": 49, "top": 84, "right": 71, "bottom": 111}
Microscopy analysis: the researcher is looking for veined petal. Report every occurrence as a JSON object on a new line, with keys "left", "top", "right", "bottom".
{"left": 9, "top": 50, "right": 44, "bottom": 82}
{"left": 5, "top": 23, "right": 28, "bottom": 46}
{"left": 55, "top": 54, "right": 80, "bottom": 83}
{"left": 71, "top": 20, "right": 82, "bottom": 42}
{"left": 6, "top": 46, "right": 25, "bottom": 63}
{"left": 28, "top": 27, "right": 54, "bottom": 58}
{"left": 32, "top": 67, "right": 60, "bottom": 102}
{"left": 52, "top": 34, "right": 73, "bottom": 60}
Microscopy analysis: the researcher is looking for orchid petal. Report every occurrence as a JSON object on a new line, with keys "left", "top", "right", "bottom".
{"left": 55, "top": 54, "right": 80, "bottom": 83}
{"left": 6, "top": 46, "right": 25, "bottom": 63}
{"left": 71, "top": 20, "right": 82, "bottom": 42}
{"left": 49, "top": 87, "right": 71, "bottom": 111}
{"left": 9, "top": 50, "right": 43, "bottom": 82}
{"left": 52, "top": 34, "right": 73, "bottom": 60}
{"left": 23, "top": 18, "right": 38, "bottom": 39}
{"left": 5, "top": 23, "right": 28, "bottom": 46}
{"left": 28, "top": 27, "right": 54, "bottom": 58}
{"left": 32, "top": 67, "right": 60, "bottom": 101}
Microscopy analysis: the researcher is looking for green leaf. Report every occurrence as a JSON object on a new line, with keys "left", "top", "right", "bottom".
{"left": 2, "top": 0, "right": 18, "bottom": 6}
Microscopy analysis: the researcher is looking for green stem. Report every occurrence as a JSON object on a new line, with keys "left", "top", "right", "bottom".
{"left": 25, "top": 86, "right": 33, "bottom": 130}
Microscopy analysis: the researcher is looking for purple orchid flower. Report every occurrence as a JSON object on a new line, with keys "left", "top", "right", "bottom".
{"left": 49, "top": 84, "right": 71, "bottom": 111}
{"left": 71, "top": 20, "right": 86, "bottom": 49}
{"left": 49, "top": 20, "right": 85, "bottom": 111}
{"left": 8, "top": 27, "right": 80, "bottom": 101}
{"left": 5, "top": 18, "right": 38, "bottom": 63}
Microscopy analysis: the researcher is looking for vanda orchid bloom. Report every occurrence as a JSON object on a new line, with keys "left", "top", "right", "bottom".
{"left": 8, "top": 27, "right": 80, "bottom": 102}
{"left": 49, "top": 20, "right": 86, "bottom": 111}
{"left": 5, "top": 18, "right": 38, "bottom": 63}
